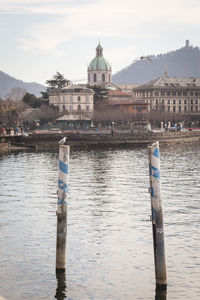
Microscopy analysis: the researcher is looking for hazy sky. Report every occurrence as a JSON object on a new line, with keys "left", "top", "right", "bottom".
{"left": 0, "top": 0, "right": 200, "bottom": 85}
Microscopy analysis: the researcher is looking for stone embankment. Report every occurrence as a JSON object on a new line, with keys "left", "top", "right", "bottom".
{"left": 1, "top": 130, "right": 199, "bottom": 150}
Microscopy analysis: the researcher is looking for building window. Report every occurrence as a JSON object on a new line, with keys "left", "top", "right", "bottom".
{"left": 179, "top": 106, "right": 181, "bottom": 112}
{"left": 190, "top": 92, "right": 193, "bottom": 96}
{"left": 156, "top": 99, "right": 158, "bottom": 104}
{"left": 195, "top": 92, "right": 199, "bottom": 96}
{"left": 69, "top": 105, "right": 73, "bottom": 111}
{"left": 168, "top": 99, "right": 170, "bottom": 104}
{"left": 162, "top": 99, "right": 164, "bottom": 104}
{"left": 86, "top": 105, "right": 89, "bottom": 111}
{"left": 173, "top": 99, "right": 176, "bottom": 104}
{"left": 196, "top": 99, "right": 198, "bottom": 104}
{"left": 184, "top": 107, "right": 187, "bottom": 112}
{"left": 155, "top": 91, "right": 159, "bottom": 96}
{"left": 167, "top": 91, "right": 171, "bottom": 96}
{"left": 78, "top": 104, "right": 81, "bottom": 111}
{"left": 168, "top": 106, "right": 170, "bottom": 112}
{"left": 190, "top": 106, "right": 193, "bottom": 111}
{"left": 102, "top": 73, "right": 105, "bottom": 82}
{"left": 69, "top": 95, "right": 73, "bottom": 102}
{"left": 183, "top": 91, "right": 187, "bottom": 96}
{"left": 78, "top": 96, "right": 81, "bottom": 101}
{"left": 179, "top": 99, "right": 181, "bottom": 104}
{"left": 94, "top": 73, "right": 97, "bottom": 82}
{"left": 173, "top": 106, "right": 176, "bottom": 112}
{"left": 172, "top": 91, "right": 176, "bottom": 96}
{"left": 177, "top": 92, "right": 182, "bottom": 96}
{"left": 195, "top": 106, "right": 198, "bottom": 112}
{"left": 161, "top": 91, "right": 165, "bottom": 96}
{"left": 63, "top": 105, "right": 66, "bottom": 111}
{"left": 184, "top": 99, "right": 187, "bottom": 104}
{"left": 191, "top": 99, "right": 193, "bottom": 104}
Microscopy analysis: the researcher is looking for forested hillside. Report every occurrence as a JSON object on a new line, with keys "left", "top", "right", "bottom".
{"left": 112, "top": 44, "right": 200, "bottom": 84}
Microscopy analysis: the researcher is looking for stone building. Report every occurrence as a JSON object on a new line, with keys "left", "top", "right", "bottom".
{"left": 133, "top": 76, "right": 200, "bottom": 114}
{"left": 88, "top": 43, "right": 112, "bottom": 86}
{"left": 48, "top": 84, "right": 94, "bottom": 114}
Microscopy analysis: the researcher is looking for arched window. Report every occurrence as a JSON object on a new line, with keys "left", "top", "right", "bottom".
{"left": 102, "top": 73, "right": 105, "bottom": 82}
{"left": 94, "top": 73, "right": 97, "bottom": 82}
{"left": 78, "top": 104, "right": 81, "bottom": 111}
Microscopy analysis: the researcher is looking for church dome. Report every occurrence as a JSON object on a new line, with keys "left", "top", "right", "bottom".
{"left": 88, "top": 43, "right": 111, "bottom": 71}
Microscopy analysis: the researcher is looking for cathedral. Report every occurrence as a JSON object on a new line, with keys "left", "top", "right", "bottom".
{"left": 87, "top": 43, "right": 112, "bottom": 86}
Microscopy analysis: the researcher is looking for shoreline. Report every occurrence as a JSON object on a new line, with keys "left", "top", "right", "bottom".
{"left": 1, "top": 130, "right": 200, "bottom": 151}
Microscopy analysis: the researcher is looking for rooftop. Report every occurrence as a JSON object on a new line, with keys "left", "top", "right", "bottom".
{"left": 136, "top": 77, "right": 200, "bottom": 89}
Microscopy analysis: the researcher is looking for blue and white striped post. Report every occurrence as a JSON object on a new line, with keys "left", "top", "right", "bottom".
{"left": 56, "top": 145, "right": 69, "bottom": 272}
{"left": 148, "top": 141, "right": 167, "bottom": 290}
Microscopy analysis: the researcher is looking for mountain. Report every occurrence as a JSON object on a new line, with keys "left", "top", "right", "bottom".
{"left": 0, "top": 71, "right": 46, "bottom": 99}
{"left": 112, "top": 42, "right": 200, "bottom": 85}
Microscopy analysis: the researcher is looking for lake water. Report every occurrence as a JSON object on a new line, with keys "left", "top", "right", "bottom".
{"left": 0, "top": 143, "right": 200, "bottom": 300}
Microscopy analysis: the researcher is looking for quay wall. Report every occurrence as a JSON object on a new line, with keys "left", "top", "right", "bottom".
{"left": 1, "top": 130, "right": 199, "bottom": 149}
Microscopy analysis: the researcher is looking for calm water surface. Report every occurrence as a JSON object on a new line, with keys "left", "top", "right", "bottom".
{"left": 0, "top": 144, "right": 200, "bottom": 300}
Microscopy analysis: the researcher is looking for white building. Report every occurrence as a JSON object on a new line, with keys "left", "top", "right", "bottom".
{"left": 48, "top": 84, "right": 94, "bottom": 114}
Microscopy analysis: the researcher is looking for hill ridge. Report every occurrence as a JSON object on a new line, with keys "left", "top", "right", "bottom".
{"left": 0, "top": 70, "right": 45, "bottom": 99}
{"left": 112, "top": 44, "right": 200, "bottom": 85}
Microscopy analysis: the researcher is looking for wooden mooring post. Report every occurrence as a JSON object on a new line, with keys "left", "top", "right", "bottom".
{"left": 56, "top": 145, "right": 70, "bottom": 272}
{"left": 148, "top": 141, "right": 167, "bottom": 290}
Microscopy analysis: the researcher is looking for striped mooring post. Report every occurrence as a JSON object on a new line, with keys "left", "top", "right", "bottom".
{"left": 148, "top": 141, "right": 167, "bottom": 290}
{"left": 56, "top": 145, "right": 70, "bottom": 272}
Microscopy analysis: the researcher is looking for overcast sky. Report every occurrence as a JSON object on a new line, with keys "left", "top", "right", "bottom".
{"left": 0, "top": 0, "right": 200, "bottom": 85}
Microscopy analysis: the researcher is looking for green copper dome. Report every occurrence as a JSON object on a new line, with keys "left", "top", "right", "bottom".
{"left": 88, "top": 43, "right": 111, "bottom": 71}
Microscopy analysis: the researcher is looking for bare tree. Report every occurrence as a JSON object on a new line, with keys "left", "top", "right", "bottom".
{"left": 4, "top": 87, "right": 27, "bottom": 101}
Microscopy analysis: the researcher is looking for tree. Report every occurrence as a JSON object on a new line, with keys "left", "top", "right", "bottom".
{"left": 87, "top": 85, "right": 108, "bottom": 103}
{"left": 5, "top": 87, "right": 27, "bottom": 101}
{"left": 0, "top": 99, "right": 18, "bottom": 126}
{"left": 46, "top": 72, "right": 70, "bottom": 90}
{"left": 40, "top": 91, "right": 49, "bottom": 99}
{"left": 23, "top": 93, "right": 43, "bottom": 108}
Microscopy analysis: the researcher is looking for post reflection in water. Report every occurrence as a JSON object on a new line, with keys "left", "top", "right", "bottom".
{"left": 55, "top": 271, "right": 67, "bottom": 300}
{"left": 0, "top": 144, "right": 200, "bottom": 299}
{"left": 155, "top": 289, "right": 167, "bottom": 300}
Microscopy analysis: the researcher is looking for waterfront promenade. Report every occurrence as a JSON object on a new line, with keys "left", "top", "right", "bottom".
{"left": 1, "top": 129, "right": 200, "bottom": 150}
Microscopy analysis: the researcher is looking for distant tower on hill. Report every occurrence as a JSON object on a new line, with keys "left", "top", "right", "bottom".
{"left": 87, "top": 43, "right": 112, "bottom": 86}
{"left": 185, "top": 40, "right": 190, "bottom": 48}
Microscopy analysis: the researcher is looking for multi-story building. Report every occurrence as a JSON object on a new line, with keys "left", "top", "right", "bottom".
{"left": 48, "top": 84, "right": 94, "bottom": 114}
{"left": 133, "top": 76, "right": 200, "bottom": 114}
